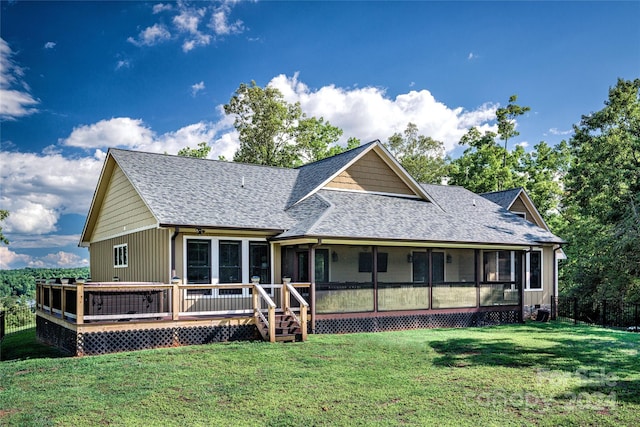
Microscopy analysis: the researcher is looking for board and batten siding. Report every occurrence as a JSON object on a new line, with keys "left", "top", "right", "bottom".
{"left": 325, "top": 150, "right": 414, "bottom": 195}
{"left": 522, "top": 246, "right": 554, "bottom": 309}
{"left": 90, "top": 228, "right": 171, "bottom": 283}
{"left": 92, "top": 165, "right": 157, "bottom": 242}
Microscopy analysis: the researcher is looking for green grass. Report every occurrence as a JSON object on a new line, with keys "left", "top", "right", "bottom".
{"left": 1, "top": 322, "right": 638, "bottom": 426}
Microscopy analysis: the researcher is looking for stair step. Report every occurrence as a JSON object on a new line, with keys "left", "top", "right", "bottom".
{"left": 275, "top": 334, "right": 297, "bottom": 342}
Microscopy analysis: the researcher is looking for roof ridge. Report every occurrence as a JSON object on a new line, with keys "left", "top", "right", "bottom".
{"left": 295, "top": 140, "right": 378, "bottom": 170}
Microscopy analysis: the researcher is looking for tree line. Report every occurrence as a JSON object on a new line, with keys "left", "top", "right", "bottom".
{"left": 0, "top": 79, "right": 637, "bottom": 306}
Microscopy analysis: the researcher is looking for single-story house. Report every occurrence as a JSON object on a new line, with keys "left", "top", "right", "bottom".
{"left": 36, "top": 140, "right": 564, "bottom": 355}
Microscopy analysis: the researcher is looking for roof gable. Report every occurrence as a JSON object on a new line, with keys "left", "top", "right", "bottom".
{"left": 481, "top": 188, "right": 549, "bottom": 231}
{"left": 289, "top": 140, "right": 435, "bottom": 207}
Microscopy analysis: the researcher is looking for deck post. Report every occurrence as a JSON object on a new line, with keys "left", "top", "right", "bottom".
{"left": 172, "top": 283, "right": 180, "bottom": 321}
{"left": 76, "top": 283, "right": 84, "bottom": 325}
{"left": 268, "top": 305, "right": 276, "bottom": 343}
{"left": 300, "top": 304, "right": 308, "bottom": 342}
{"left": 61, "top": 285, "right": 66, "bottom": 321}
{"left": 47, "top": 284, "right": 53, "bottom": 315}
{"left": 282, "top": 280, "right": 290, "bottom": 311}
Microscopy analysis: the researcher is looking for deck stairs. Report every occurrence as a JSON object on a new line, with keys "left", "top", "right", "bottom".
{"left": 256, "top": 310, "right": 304, "bottom": 343}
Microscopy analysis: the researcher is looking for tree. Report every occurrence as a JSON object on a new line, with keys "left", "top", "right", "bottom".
{"left": 496, "top": 95, "right": 530, "bottom": 168}
{"left": 448, "top": 127, "right": 526, "bottom": 193}
{"left": 223, "top": 81, "right": 346, "bottom": 167}
{"left": 0, "top": 210, "right": 8, "bottom": 245}
{"left": 520, "top": 140, "right": 570, "bottom": 225}
{"left": 561, "top": 78, "right": 640, "bottom": 303}
{"left": 385, "top": 123, "right": 448, "bottom": 184}
{"left": 177, "top": 142, "right": 211, "bottom": 159}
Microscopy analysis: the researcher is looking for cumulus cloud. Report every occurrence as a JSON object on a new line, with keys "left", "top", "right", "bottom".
{"left": 127, "top": 23, "right": 171, "bottom": 47}
{"left": 267, "top": 73, "right": 497, "bottom": 152}
{"left": 0, "top": 151, "right": 103, "bottom": 234}
{"left": 44, "top": 41, "right": 56, "bottom": 49}
{"left": 191, "top": 81, "right": 205, "bottom": 96}
{"left": 468, "top": 52, "right": 478, "bottom": 60}
{"left": 0, "top": 247, "right": 89, "bottom": 269}
{"left": 0, "top": 38, "right": 39, "bottom": 119}
{"left": 61, "top": 117, "right": 155, "bottom": 149}
{"left": 0, "top": 247, "right": 32, "bottom": 269}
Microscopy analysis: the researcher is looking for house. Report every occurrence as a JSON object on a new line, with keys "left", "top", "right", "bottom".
{"left": 480, "top": 187, "right": 566, "bottom": 317}
{"left": 36, "top": 140, "right": 565, "bottom": 355}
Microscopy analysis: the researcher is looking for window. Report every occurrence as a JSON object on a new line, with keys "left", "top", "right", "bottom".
{"left": 219, "top": 241, "right": 242, "bottom": 295}
{"left": 484, "top": 251, "right": 515, "bottom": 282}
{"left": 412, "top": 252, "right": 427, "bottom": 283}
{"left": 186, "top": 240, "right": 212, "bottom": 295}
{"left": 358, "top": 252, "right": 388, "bottom": 273}
{"left": 249, "top": 242, "right": 270, "bottom": 284}
{"left": 113, "top": 244, "right": 128, "bottom": 268}
{"left": 527, "top": 251, "right": 542, "bottom": 290}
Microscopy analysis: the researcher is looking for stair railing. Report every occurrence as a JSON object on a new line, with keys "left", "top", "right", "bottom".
{"left": 283, "top": 282, "right": 309, "bottom": 342}
{"left": 252, "top": 283, "right": 277, "bottom": 343}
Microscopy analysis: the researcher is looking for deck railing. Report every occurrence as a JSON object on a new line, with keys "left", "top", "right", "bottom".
{"left": 35, "top": 280, "right": 310, "bottom": 328}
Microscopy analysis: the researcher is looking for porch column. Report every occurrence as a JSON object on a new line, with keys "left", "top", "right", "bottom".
{"left": 427, "top": 248, "right": 433, "bottom": 309}
{"left": 310, "top": 244, "right": 316, "bottom": 334}
{"left": 475, "top": 249, "right": 481, "bottom": 308}
{"left": 372, "top": 246, "right": 378, "bottom": 313}
{"left": 519, "top": 250, "right": 525, "bottom": 323}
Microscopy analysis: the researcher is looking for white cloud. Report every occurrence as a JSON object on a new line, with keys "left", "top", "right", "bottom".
{"left": 38, "top": 251, "right": 89, "bottom": 268}
{"left": 516, "top": 141, "right": 530, "bottom": 148}
{"left": 191, "top": 81, "right": 205, "bottom": 96}
{"left": 153, "top": 3, "right": 173, "bottom": 14}
{"left": 116, "top": 59, "right": 131, "bottom": 70}
{"left": 61, "top": 117, "right": 155, "bottom": 149}
{"left": 44, "top": 41, "right": 56, "bottom": 49}
{"left": 129, "top": 1, "right": 245, "bottom": 53}
{"left": 0, "top": 247, "right": 32, "bottom": 269}
{"left": 8, "top": 234, "right": 82, "bottom": 249}
{"left": 267, "top": 73, "right": 498, "bottom": 152}
{"left": 0, "top": 38, "right": 39, "bottom": 119}
{"left": 210, "top": 3, "right": 244, "bottom": 35}
{"left": 0, "top": 247, "right": 89, "bottom": 269}
{"left": 0, "top": 151, "right": 103, "bottom": 233}
{"left": 127, "top": 23, "right": 171, "bottom": 47}
{"left": 468, "top": 52, "right": 477, "bottom": 60}
{"left": 549, "top": 127, "right": 572, "bottom": 136}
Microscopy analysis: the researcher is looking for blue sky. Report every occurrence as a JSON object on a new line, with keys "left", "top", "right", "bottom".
{"left": 1, "top": 0, "right": 639, "bottom": 269}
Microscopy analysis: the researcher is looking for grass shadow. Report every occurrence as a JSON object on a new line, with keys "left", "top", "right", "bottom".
{"left": 1, "top": 328, "right": 69, "bottom": 361}
{"left": 429, "top": 322, "right": 640, "bottom": 404}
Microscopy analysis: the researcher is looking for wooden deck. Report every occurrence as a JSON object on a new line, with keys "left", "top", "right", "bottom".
{"left": 35, "top": 280, "right": 309, "bottom": 350}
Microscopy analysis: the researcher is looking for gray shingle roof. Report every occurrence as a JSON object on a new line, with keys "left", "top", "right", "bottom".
{"left": 107, "top": 145, "right": 564, "bottom": 246}
{"left": 480, "top": 188, "right": 523, "bottom": 209}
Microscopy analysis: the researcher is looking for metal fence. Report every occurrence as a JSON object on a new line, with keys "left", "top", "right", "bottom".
{"left": 557, "top": 296, "right": 640, "bottom": 329}
{"left": 1, "top": 304, "right": 36, "bottom": 335}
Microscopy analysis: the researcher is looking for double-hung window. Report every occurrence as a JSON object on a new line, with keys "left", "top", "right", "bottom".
{"left": 113, "top": 244, "right": 128, "bottom": 268}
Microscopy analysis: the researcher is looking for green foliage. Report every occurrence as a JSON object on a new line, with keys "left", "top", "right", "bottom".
{"left": 177, "top": 142, "right": 211, "bottom": 158}
{"left": 224, "top": 81, "right": 349, "bottom": 167}
{"left": 0, "top": 209, "right": 9, "bottom": 245}
{"left": 385, "top": 123, "right": 448, "bottom": 184}
{"left": 496, "top": 94, "right": 531, "bottom": 166}
{"left": 0, "top": 267, "right": 90, "bottom": 299}
{"left": 560, "top": 78, "right": 640, "bottom": 304}
{"left": 448, "top": 127, "right": 527, "bottom": 193}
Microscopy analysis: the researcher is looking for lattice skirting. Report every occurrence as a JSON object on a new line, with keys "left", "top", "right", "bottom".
{"left": 77, "top": 324, "right": 260, "bottom": 356}
{"left": 36, "top": 315, "right": 77, "bottom": 355}
{"left": 314, "top": 310, "right": 520, "bottom": 334}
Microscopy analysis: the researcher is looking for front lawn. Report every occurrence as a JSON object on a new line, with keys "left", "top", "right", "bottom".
{"left": 1, "top": 322, "right": 638, "bottom": 426}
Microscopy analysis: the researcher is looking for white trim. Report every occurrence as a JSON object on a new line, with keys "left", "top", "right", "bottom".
{"left": 87, "top": 224, "right": 159, "bottom": 245}
{"left": 525, "top": 249, "right": 543, "bottom": 292}
{"left": 182, "top": 235, "right": 270, "bottom": 298}
{"left": 512, "top": 211, "right": 527, "bottom": 220}
{"left": 113, "top": 243, "right": 128, "bottom": 268}
{"left": 321, "top": 186, "right": 422, "bottom": 199}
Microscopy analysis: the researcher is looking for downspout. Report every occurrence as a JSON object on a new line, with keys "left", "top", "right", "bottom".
{"left": 171, "top": 227, "right": 180, "bottom": 280}
{"left": 309, "top": 238, "right": 322, "bottom": 334}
